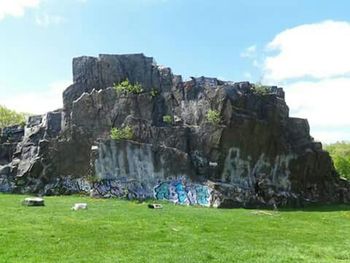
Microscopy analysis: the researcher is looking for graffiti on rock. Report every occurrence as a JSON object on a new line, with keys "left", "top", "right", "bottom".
{"left": 0, "top": 177, "right": 12, "bottom": 192}
{"left": 222, "top": 147, "right": 295, "bottom": 191}
{"left": 154, "top": 182, "right": 169, "bottom": 200}
{"left": 220, "top": 147, "right": 296, "bottom": 205}
{"left": 60, "top": 178, "right": 91, "bottom": 193}
{"left": 154, "top": 180, "right": 212, "bottom": 206}
{"left": 195, "top": 185, "right": 211, "bottom": 206}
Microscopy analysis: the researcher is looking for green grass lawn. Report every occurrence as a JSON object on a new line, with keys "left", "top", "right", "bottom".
{"left": 1, "top": 194, "right": 350, "bottom": 262}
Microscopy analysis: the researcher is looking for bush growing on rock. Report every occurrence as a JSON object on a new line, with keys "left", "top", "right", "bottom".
{"left": 206, "top": 110, "right": 221, "bottom": 125}
{"left": 113, "top": 79, "right": 143, "bottom": 94}
{"left": 150, "top": 88, "right": 159, "bottom": 97}
{"left": 110, "top": 126, "right": 133, "bottom": 140}
{"left": 162, "top": 115, "right": 173, "bottom": 124}
{"left": 252, "top": 82, "right": 270, "bottom": 95}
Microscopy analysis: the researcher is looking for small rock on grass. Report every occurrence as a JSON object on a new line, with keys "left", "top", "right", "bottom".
{"left": 22, "top": 197, "right": 45, "bottom": 206}
{"left": 72, "top": 203, "right": 88, "bottom": 211}
{"left": 148, "top": 203, "right": 163, "bottom": 209}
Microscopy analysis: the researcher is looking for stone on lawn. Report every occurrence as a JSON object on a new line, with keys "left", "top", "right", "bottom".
{"left": 148, "top": 203, "right": 163, "bottom": 209}
{"left": 22, "top": 197, "right": 45, "bottom": 206}
{"left": 72, "top": 203, "right": 88, "bottom": 211}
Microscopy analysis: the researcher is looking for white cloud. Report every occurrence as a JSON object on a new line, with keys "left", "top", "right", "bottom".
{"left": 261, "top": 20, "right": 350, "bottom": 143}
{"left": 0, "top": 0, "right": 40, "bottom": 20}
{"left": 35, "top": 13, "right": 64, "bottom": 27}
{"left": 240, "top": 45, "right": 257, "bottom": 58}
{"left": 285, "top": 78, "right": 350, "bottom": 127}
{"left": 264, "top": 20, "right": 350, "bottom": 82}
{"left": 312, "top": 130, "right": 350, "bottom": 144}
{"left": 285, "top": 77, "right": 350, "bottom": 143}
{"left": 2, "top": 80, "right": 71, "bottom": 114}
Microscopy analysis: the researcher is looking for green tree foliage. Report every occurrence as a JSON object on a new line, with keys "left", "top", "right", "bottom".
{"left": 325, "top": 141, "right": 350, "bottom": 180}
{"left": 110, "top": 126, "right": 133, "bottom": 140}
{"left": 206, "top": 110, "right": 221, "bottom": 125}
{"left": 0, "top": 105, "right": 26, "bottom": 129}
{"left": 113, "top": 79, "right": 143, "bottom": 94}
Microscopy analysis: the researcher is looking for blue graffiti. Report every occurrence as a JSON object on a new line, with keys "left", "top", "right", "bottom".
{"left": 154, "top": 180, "right": 211, "bottom": 206}
{"left": 174, "top": 182, "right": 188, "bottom": 204}
{"left": 195, "top": 185, "right": 210, "bottom": 206}
{"left": 154, "top": 182, "right": 170, "bottom": 200}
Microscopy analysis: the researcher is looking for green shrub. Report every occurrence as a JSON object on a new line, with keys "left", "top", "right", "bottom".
{"left": 0, "top": 105, "right": 26, "bottom": 128}
{"left": 110, "top": 126, "right": 133, "bottom": 140}
{"left": 325, "top": 141, "right": 350, "bottom": 180}
{"left": 113, "top": 79, "right": 143, "bottom": 94}
{"left": 163, "top": 115, "right": 173, "bottom": 124}
{"left": 150, "top": 88, "right": 159, "bottom": 97}
{"left": 206, "top": 110, "right": 221, "bottom": 125}
{"left": 252, "top": 83, "right": 270, "bottom": 95}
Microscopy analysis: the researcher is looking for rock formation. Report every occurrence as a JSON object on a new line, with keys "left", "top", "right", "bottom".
{"left": 0, "top": 53, "right": 349, "bottom": 208}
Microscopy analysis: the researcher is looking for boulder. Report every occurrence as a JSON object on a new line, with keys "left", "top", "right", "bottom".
{"left": 148, "top": 204, "right": 163, "bottom": 209}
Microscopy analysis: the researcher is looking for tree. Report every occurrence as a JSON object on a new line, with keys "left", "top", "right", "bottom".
{"left": 325, "top": 141, "right": 350, "bottom": 180}
{"left": 0, "top": 105, "right": 26, "bottom": 129}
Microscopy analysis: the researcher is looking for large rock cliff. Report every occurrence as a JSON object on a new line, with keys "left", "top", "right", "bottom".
{"left": 0, "top": 53, "right": 349, "bottom": 208}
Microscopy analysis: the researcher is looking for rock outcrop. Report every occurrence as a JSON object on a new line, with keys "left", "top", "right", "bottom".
{"left": 0, "top": 53, "right": 349, "bottom": 208}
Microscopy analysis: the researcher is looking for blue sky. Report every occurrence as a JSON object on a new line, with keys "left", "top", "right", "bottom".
{"left": 0, "top": 0, "right": 349, "bottom": 143}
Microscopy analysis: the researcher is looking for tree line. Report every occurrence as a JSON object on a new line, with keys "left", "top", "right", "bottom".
{"left": 325, "top": 142, "right": 350, "bottom": 180}
{"left": 0, "top": 105, "right": 26, "bottom": 129}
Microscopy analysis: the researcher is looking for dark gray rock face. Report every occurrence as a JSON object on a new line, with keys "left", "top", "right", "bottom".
{"left": 0, "top": 53, "right": 349, "bottom": 207}
{"left": 1, "top": 125, "right": 24, "bottom": 144}
{"left": 63, "top": 54, "right": 163, "bottom": 115}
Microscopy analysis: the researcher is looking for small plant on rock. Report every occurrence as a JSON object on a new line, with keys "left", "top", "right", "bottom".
{"left": 252, "top": 82, "right": 270, "bottom": 95}
{"left": 207, "top": 110, "right": 221, "bottom": 125}
{"left": 113, "top": 79, "right": 143, "bottom": 94}
{"left": 163, "top": 115, "right": 173, "bottom": 124}
{"left": 150, "top": 88, "right": 159, "bottom": 98}
{"left": 110, "top": 126, "right": 133, "bottom": 140}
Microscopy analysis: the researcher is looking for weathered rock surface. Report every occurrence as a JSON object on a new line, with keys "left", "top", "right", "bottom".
{"left": 0, "top": 53, "right": 349, "bottom": 208}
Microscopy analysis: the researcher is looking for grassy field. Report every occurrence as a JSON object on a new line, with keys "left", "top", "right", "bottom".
{"left": 1, "top": 194, "right": 350, "bottom": 262}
